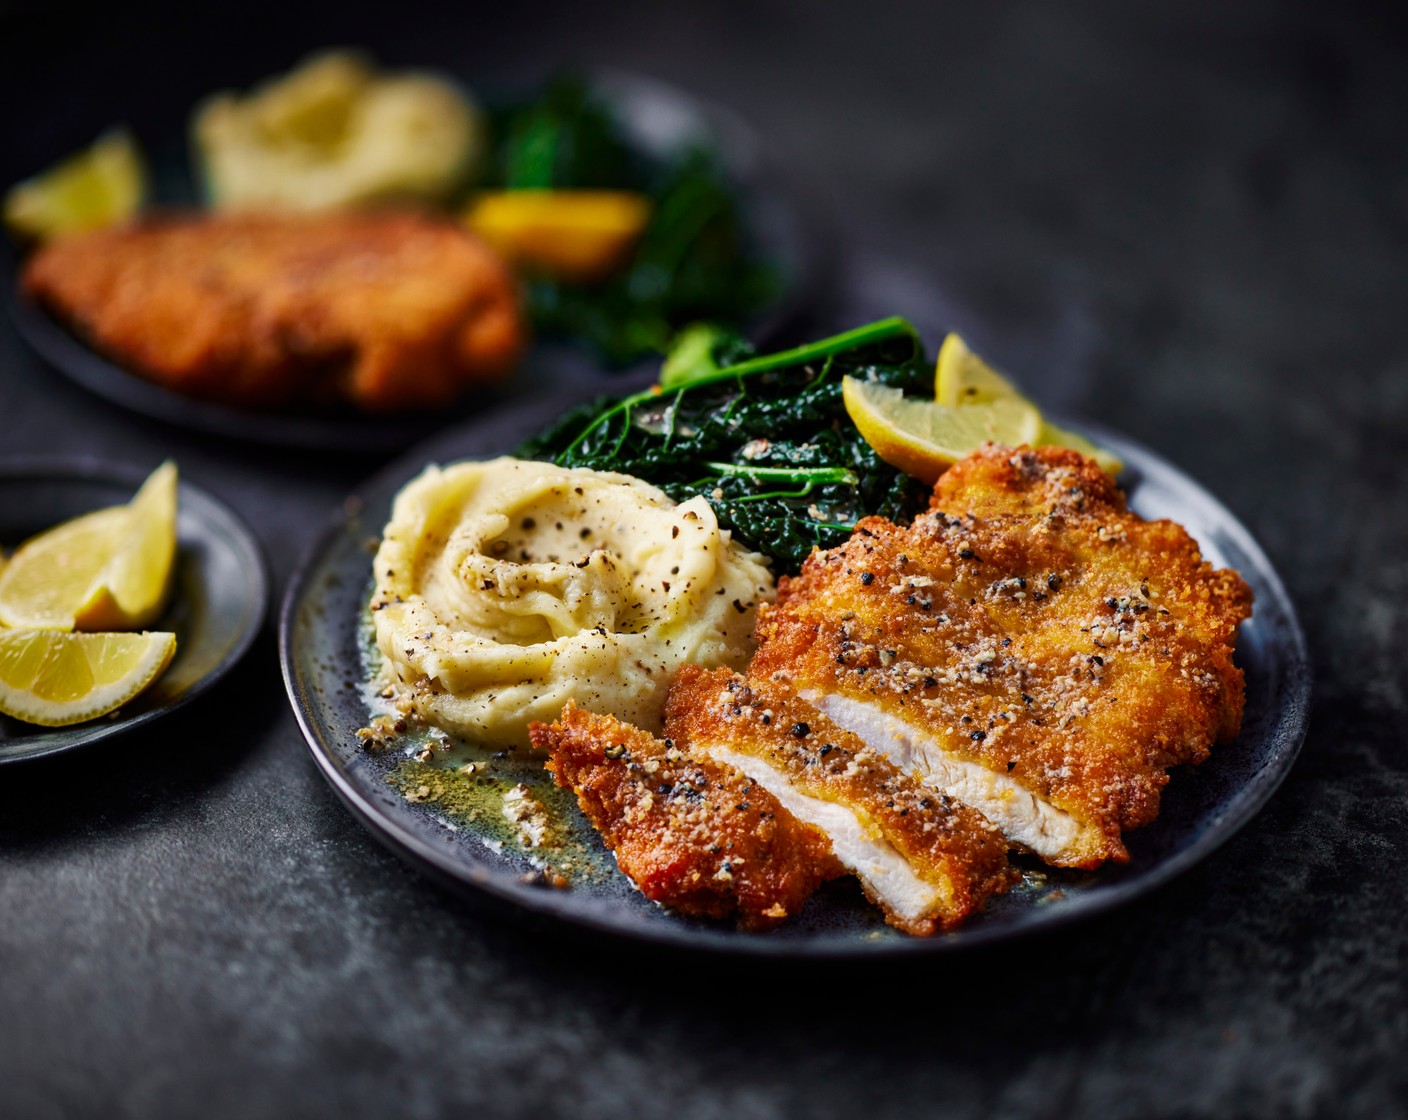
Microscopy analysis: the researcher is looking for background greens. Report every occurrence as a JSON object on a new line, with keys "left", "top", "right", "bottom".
{"left": 484, "top": 76, "right": 779, "bottom": 366}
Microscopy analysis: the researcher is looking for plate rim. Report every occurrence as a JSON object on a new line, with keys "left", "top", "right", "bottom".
{"left": 279, "top": 405, "right": 1311, "bottom": 958}
{"left": 0, "top": 454, "right": 271, "bottom": 765}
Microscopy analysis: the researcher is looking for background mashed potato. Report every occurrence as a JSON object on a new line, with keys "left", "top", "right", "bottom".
{"left": 371, "top": 457, "right": 775, "bottom": 747}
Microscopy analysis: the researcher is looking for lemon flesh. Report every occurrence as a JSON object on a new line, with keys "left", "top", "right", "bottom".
{"left": 4, "top": 129, "right": 146, "bottom": 243}
{"left": 464, "top": 190, "right": 652, "bottom": 282}
{"left": 0, "top": 630, "right": 176, "bottom": 726}
{"left": 935, "top": 333, "right": 1021, "bottom": 408}
{"left": 0, "top": 462, "right": 178, "bottom": 632}
{"left": 74, "top": 462, "right": 179, "bottom": 631}
{"left": 843, "top": 376, "right": 1042, "bottom": 486}
{"left": 932, "top": 332, "right": 1123, "bottom": 474}
{"left": 0, "top": 507, "right": 130, "bottom": 630}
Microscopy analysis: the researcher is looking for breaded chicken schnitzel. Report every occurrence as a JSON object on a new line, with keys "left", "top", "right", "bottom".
{"left": 750, "top": 445, "right": 1253, "bottom": 868}
{"left": 531, "top": 701, "right": 841, "bottom": 930}
{"left": 664, "top": 666, "right": 1016, "bottom": 935}
{"left": 23, "top": 211, "right": 524, "bottom": 412}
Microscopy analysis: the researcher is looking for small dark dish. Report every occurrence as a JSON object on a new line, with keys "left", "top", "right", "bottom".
{"left": 5, "top": 71, "right": 816, "bottom": 452}
{"left": 0, "top": 459, "right": 268, "bottom": 764}
{"left": 279, "top": 391, "right": 1310, "bottom": 957}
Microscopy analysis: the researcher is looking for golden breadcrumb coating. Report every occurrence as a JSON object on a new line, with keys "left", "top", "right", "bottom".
{"left": 664, "top": 666, "right": 1016, "bottom": 935}
{"left": 750, "top": 444, "right": 1253, "bottom": 868}
{"left": 23, "top": 211, "right": 524, "bottom": 412}
{"left": 531, "top": 701, "right": 841, "bottom": 930}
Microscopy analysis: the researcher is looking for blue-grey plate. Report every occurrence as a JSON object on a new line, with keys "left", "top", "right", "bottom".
{"left": 279, "top": 394, "right": 1310, "bottom": 956}
{"left": 5, "top": 70, "right": 817, "bottom": 453}
{"left": 0, "top": 459, "right": 268, "bottom": 764}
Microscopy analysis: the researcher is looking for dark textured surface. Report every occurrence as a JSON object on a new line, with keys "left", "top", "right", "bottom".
{"left": 1, "top": 2, "right": 1405, "bottom": 1117}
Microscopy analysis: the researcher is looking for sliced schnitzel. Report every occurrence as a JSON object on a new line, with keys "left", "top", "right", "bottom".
{"left": 23, "top": 211, "right": 524, "bottom": 412}
{"left": 531, "top": 701, "right": 841, "bottom": 930}
{"left": 664, "top": 666, "right": 1016, "bottom": 935}
{"left": 749, "top": 444, "right": 1253, "bottom": 868}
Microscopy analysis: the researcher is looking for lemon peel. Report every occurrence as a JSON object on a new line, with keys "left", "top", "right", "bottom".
{"left": 843, "top": 376, "right": 1042, "bottom": 486}
{"left": 846, "top": 330, "right": 1126, "bottom": 483}
{"left": 0, "top": 630, "right": 176, "bottom": 726}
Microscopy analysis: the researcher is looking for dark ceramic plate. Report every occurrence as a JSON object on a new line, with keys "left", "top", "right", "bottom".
{"left": 4, "top": 70, "right": 815, "bottom": 452}
{"left": 280, "top": 391, "right": 1312, "bottom": 952}
{"left": 280, "top": 394, "right": 1310, "bottom": 956}
{"left": 0, "top": 459, "right": 268, "bottom": 764}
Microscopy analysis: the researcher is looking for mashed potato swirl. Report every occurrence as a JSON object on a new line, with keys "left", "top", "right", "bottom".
{"left": 195, "top": 51, "right": 484, "bottom": 212}
{"left": 371, "top": 457, "right": 774, "bottom": 747}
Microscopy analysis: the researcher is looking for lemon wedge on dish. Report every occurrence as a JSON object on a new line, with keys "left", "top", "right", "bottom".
{"left": 464, "top": 190, "right": 652, "bottom": 282}
{"left": 0, "top": 630, "right": 176, "bottom": 726}
{"left": 74, "top": 462, "right": 179, "bottom": 631}
{"left": 0, "top": 462, "right": 178, "bottom": 631}
{"left": 0, "top": 507, "right": 130, "bottom": 630}
{"left": 935, "top": 332, "right": 1021, "bottom": 407}
{"left": 843, "top": 376, "right": 1042, "bottom": 485}
{"left": 931, "top": 333, "right": 1123, "bottom": 474}
{"left": 3, "top": 129, "right": 146, "bottom": 243}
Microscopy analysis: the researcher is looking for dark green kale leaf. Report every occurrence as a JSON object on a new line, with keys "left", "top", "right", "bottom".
{"left": 488, "top": 76, "right": 644, "bottom": 192}
{"left": 516, "top": 318, "right": 932, "bottom": 572}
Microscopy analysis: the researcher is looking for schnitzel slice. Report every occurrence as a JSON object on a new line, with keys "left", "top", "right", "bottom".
{"left": 664, "top": 665, "right": 1015, "bottom": 935}
{"left": 531, "top": 701, "right": 841, "bottom": 930}
{"left": 23, "top": 211, "right": 525, "bottom": 412}
{"left": 750, "top": 445, "right": 1253, "bottom": 868}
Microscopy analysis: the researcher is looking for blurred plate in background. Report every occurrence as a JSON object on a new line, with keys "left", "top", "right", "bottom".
{"left": 5, "top": 69, "right": 819, "bottom": 452}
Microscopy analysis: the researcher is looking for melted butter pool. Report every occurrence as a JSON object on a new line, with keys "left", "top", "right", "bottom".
{"left": 359, "top": 588, "right": 618, "bottom": 885}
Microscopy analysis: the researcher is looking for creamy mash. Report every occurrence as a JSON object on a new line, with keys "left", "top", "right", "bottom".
{"left": 195, "top": 51, "right": 484, "bottom": 212}
{"left": 370, "top": 458, "right": 774, "bottom": 747}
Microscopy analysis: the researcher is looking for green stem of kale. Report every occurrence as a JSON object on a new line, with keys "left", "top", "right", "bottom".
{"left": 557, "top": 316, "right": 920, "bottom": 463}
{"left": 704, "top": 462, "right": 859, "bottom": 487}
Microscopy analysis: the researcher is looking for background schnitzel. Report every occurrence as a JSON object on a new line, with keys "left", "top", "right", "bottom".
{"left": 23, "top": 210, "right": 525, "bottom": 412}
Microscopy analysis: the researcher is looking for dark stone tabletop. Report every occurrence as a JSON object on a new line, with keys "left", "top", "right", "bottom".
{"left": 1, "top": 2, "right": 1405, "bottom": 1117}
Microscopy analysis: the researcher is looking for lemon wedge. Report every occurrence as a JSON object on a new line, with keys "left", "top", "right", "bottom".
{"left": 935, "top": 332, "right": 1021, "bottom": 407}
{"left": 932, "top": 332, "right": 1123, "bottom": 474}
{"left": 843, "top": 376, "right": 1042, "bottom": 485}
{"left": 464, "top": 190, "right": 652, "bottom": 282}
{"left": 0, "top": 462, "right": 178, "bottom": 632}
{"left": 0, "top": 630, "right": 176, "bottom": 726}
{"left": 74, "top": 462, "right": 179, "bottom": 631}
{"left": 3, "top": 129, "right": 146, "bottom": 243}
{"left": 0, "top": 507, "right": 131, "bottom": 630}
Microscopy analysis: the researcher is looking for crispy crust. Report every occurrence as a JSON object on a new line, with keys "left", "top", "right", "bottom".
{"left": 531, "top": 702, "right": 841, "bottom": 931}
{"left": 23, "top": 211, "right": 525, "bottom": 412}
{"left": 663, "top": 665, "right": 1016, "bottom": 935}
{"left": 751, "top": 444, "right": 1253, "bottom": 867}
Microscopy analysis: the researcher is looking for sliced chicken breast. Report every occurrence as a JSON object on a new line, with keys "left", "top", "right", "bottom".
{"left": 664, "top": 666, "right": 1015, "bottom": 935}
{"left": 531, "top": 701, "right": 841, "bottom": 930}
